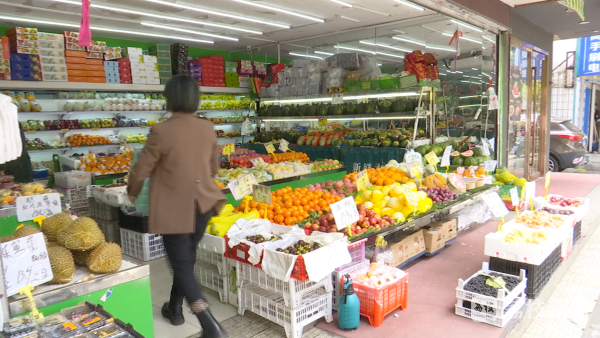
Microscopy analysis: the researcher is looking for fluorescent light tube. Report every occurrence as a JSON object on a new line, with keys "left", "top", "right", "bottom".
{"left": 442, "top": 33, "right": 482, "bottom": 44}
{"left": 0, "top": 15, "right": 79, "bottom": 28}
{"left": 232, "top": 0, "right": 324, "bottom": 22}
{"left": 393, "top": 0, "right": 424, "bottom": 11}
{"left": 377, "top": 51, "right": 404, "bottom": 59}
{"left": 439, "top": 73, "right": 446, "bottom": 76}
{"left": 393, "top": 36, "right": 426, "bottom": 46}
{"left": 483, "top": 36, "right": 496, "bottom": 43}
{"left": 142, "top": 0, "right": 289, "bottom": 28}
{"left": 450, "top": 19, "right": 483, "bottom": 32}
{"left": 141, "top": 22, "right": 238, "bottom": 41}
{"left": 427, "top": 45, "right": 455, "bottom": 52}
{"left": 263, "top": 98, "right": 331, "bottom": 104}
{"left": 331, "top": 0, "right": 353, "bottom": 7}
{"left": 360, "top": 41, "right": 411, "bottom": 53}
{"left": 338, "top": 46, "right": 376, "bottom": 54}
{"left": 329, "top": 116, "right": 426, "bottom": 121}
{"left": 289, "top": 52, "right": 323, "bottom": 60}
{"left": 460, "top": 80, "right": 472, "bottom": 83}
{"left": 472, "top": 68, "right": 478, "bottom": 70}
{"left": 315, "top": 51, "right": 334, "bottom": 56}
{"left": 263, "top": 119, "right": 319, "bottom": 122}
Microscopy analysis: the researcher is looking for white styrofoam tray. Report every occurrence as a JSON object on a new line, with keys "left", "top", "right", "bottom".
{"left": 533, "top": 194, "right": 590, "bottom": 222}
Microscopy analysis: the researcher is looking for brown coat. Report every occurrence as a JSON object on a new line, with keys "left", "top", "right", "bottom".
{"left": 127, "top": 113, "right": 226, "bottom": 234}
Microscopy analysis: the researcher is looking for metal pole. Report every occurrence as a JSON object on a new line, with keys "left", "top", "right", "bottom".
{"left": 442, "top": 87, "right": 450, "bottom": 139}
{"left": 412, "top": 86, "right": 425, "bottom": 147}
{"left": 277, "top": 43, "right": 280, "bottom": 64}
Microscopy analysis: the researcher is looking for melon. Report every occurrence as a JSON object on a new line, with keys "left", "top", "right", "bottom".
{"left": 431, "top": 146, "right": 443, "bottom": 156}
{"left": 450, "top": 151, "right": 460, "bottom": 157}
{"left": 461, "top": 150, "right": 473, "bottom": 157}
{"left": 451, "top": 157, "right": 464, "bottom": 166}
{"left": 464, "top": 157, "right": 478, "bottom": 166}
{"left": 472, "top": 147, "right": 484, "bottom": 157}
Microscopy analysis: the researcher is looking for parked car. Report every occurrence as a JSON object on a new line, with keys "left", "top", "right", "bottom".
{"left": 549, "top": 119, "right": 588, "bottom": 172}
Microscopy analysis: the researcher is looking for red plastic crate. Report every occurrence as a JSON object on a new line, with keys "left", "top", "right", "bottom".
{"left": 503, "top": 200, "right": 524, "bottom": 211}
{"left": 224, "top": 235, "right": 263, "bottom": 268}
{"left": 343, "top": 273, "right": 409, "bottom": 327}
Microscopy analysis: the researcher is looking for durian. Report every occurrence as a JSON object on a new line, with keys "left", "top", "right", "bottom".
{"left": 71, "top": 250, "right": 91, "bottom": 266}
{"left": 47, "top": 246, "right": 75, "bottom": 284}
{"left": 88, "top": 243, "right": 122, "bottom": 274}
{"left": 13, "top": 225, "right": 42, "bottom": 239}
{"left": 42, "top": 213, "right": 73, "bottom": 242}
{"left": 57, "top": 217, "right": 105, "bottom": 250}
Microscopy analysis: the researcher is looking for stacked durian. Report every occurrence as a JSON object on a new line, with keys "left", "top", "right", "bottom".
{"left": 0, "top": 214, "right": 122, "bottom": 284}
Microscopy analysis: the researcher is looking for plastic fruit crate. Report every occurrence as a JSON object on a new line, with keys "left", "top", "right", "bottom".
{"left": 236, "top": 262, "right": 332, "bottom": 309}
{"left": 456, "top": 262, "right": 526, "bottom": 311}
{"left": 238, "top": 282, "right": 333, "bottom": 338}
{"left": 333, "top": 259, "right": 370, "bottom": 311}
{"left": 574, "top": 221, "right": 582, "bottom": 244}
{"left": 345, "top": 272, "right": 409, "bottom": 327}
{"left": 96, "top": 219, "right": 120, "bottom": 244}
{"left": 455, "top": 295, "right": 526, "bottom": 327}
{"left": 119, "top": 228, "right": 165, "bottom": 261}
{"left": 89, "top": 198, "right": 119, "bottom": 221}
{"left": 224, "top": 235, "right": 262, "bottom": 268}
{"left": 194, "top": 260, "right": 228, "bottom": 303}
{"left": 197, "top": 234, "right": 226, "bottom": 274}
{"left": 335, "top": 239, "right": 367, "bottom": 272}
{"left": 54, "top": 170, "right": 92, "bottom": 189}
{"left": 489, "top": 245, "right": 561, "bottom": 299}
{"left": 118, "top": 209, "right": 149, "bottom": 233}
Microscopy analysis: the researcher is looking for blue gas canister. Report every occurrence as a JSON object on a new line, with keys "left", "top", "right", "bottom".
{"left": 338, "top": 274, "right": 360, "bottom": 330}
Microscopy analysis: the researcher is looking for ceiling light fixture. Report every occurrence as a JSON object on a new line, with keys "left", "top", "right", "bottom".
{"left": 352, "top": 5, "right": 389, "bottom": 16}
{"left": 482, "top": 46, "right": 486, "bottom": 50}
{"left": 427, "top": 45, "right": 455, "bottom": 52}
{"left": 580, "top": 21, "right": 590, "bottom": 24}
{"left": 315, "top": 51, "right": 334, "bottom": 56}
{"left": 393, "top": 0, "right": 424, "bottom": 11}
{"left": 232, "top": 0, "right": 324, "bottom": 22}
{"left": 460, "top": 80, "right": 472, "bottom": 83}
{"left": 141, "top": 22, "right": 238, "bottom": 41}
{"left": 42, "top": 0, "right": 263, "bottom": 34}
{"left": 483, "top": 35, "right": 496, "bottom": 43}
{"left": 450, "top": 19, "right": 483, "bottom": 32}
{"left": 439, "top": 73, "right": 446, "bottom": 76}
{"left": 392, "top": 36, "right": 426, "bottom": 46}
{"left": 377, "top": 51, "right": 405, "bottom": 59}
{"left": 441, "top": 32, "right": 482, "bottom": 44}
{"left": 335, "top": 15, "right": 360, "bottom": 22}
{"left": 331, "top": 0, "right": 353, "bottom": 7}
{"left": 142, "top": 0, "right": 289, "bottom": 29}
{"left": 472, "top": 68, "right": 478, "bottom": 70}
{"left": 338, "top": 46, "right": 376, "bottom": 54}
{"left": 289, "top": 52, "right": 323, "bottom": 60}
{"left": 360, "top": 41, "right": 411, "bottom": 53}
{"left": 0, "top": 15, "right": 214, "bottom": 44}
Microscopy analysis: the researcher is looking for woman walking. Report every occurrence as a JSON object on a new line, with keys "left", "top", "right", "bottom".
{"left": 127, "top": 75, "right": 227, "bottom": 338}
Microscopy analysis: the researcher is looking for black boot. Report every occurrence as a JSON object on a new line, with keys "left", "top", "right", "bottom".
{"left": 197, "top": 309, "right": 227, "bottom": 338}
{"left": 162, "top": 299, "right": 185, "bottom": 326}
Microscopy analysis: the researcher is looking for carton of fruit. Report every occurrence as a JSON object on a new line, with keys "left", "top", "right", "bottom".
{"left": 533, "top": 194, "right": 590, "bottom": 222}
{"left": 38, "top": 49, "right": 65, "bottom": 57}
{"left": 40, "top": 56, "right": 66, "bottom": 65}
{"left": 92, "top": 185, "right": 128, "bottom": 207}
{"left": 37, "top": 32, "right": 63, "bottom": 41}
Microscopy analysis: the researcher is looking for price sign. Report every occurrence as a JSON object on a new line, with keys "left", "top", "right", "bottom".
{"left": 544, "top": 171, "right": 551, "bottom": 197}
{"left": 222, "top": 143, "right": 235, "bottom": 156}
{"left": 404, "top": 189, "right": 419, "bottom": 207}
{"left": 16, "top": 193, "right": 62, "bottom": 222}
{"left": 1, "top": 233, "right": 53, "bottom": 297}
{"left": 525, "top": 181, "right": 536, "bottom": 202}
{"left": 330, "top": 196, "right": 359, "bottom": 230}
{"left": 251, "top": 157, "right": 266, "bottom": 167}
{"left": 448, "top": 173, "right": 466, "bottom": 189}
{"left": 252, "top": 184, "right": 272, "bottom": 205}
{"left": 481, "top": 192, "right": 509, "bottom": 218}
{"left": 408, "top": 162, "right": 422, "bottom": 178}
{"left": 440, "top": 146, "right": 453, "bottom": 167}
{"left": 355, "top": 170, "right": 370, "bottom": 191}
{"left": 265, "top": 142, "right": 276, "bottom": 154}
{"left": 510, "top": 187, "right": 519, "bottom": 208}
{"left": 483, "top": 160, "right": 498, "bottom": 172}
{"left": 481, "top": 140, "right": 491, "bottom": 156}
{"left": 332, "top": 93, "right": 343, "bottom": 105}
{"left": 425, "top": 151, "right": 439, "bottom": 167}
{"left": 279, "top": 139, "right": 289, "bottom": 152}
{"left": 227, "top": 174, "right": 258, "bottom": 200}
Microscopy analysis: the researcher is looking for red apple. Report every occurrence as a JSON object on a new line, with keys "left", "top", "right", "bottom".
{"left": 319, "top": 226, "right": 327, "bottom": 232}
{"left": 310, "top": 224, "right": 320, "bottom": 231}
{"left": 357, "top": 203, "right": 366, "bottom": 211}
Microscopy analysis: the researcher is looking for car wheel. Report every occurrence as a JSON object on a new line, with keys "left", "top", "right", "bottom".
{"left": 549, "top": 156, "right": 560, "bottom": 172}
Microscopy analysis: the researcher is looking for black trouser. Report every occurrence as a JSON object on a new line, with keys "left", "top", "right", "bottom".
{"left": 162, "top": 210, "right": 213, "bottom": 311}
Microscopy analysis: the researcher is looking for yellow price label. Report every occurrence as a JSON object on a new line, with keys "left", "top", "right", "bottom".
{"left": 530, "top": 197, "right": 534, "bottom": 211}
{"left": 446, "top": 165, "right": 450, "bottom": 173}
{"left": 32, "top": 216, "right": 46, "bottom": 226}
{"left": 222, "top": 143, "right": 235, "bottom": 156}
{"left": 318, "top": 118, "right": 328, "bottom": 126}
{"left": 404, "top": 189, "right": 419, "bottom": 207}
{"left": 228, "top": 174, "right": 258, "bottom": 200}
{"left": 408, "top": 162, "right": 422, "bottom": 178}
{"left": 424, "top": 151, "right": 439, "bottom": 167}
{"left": 265, "top": 142, "right": 276, "bottom": 154}
{"left": 355, "top": 170, "right": 370, "bottom": 191}
{"left": 498, "top": 215, "right": 505, "bottom": 233}
{"left": 544, "top": 171, "right": 551, "bottom": 198}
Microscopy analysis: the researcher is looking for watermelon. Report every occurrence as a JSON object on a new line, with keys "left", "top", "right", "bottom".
{"left": 432, "top": 146, "right": 443, "bottom": 156}
{"left": 288, "top": 106, "right": 299, "bottom": 117}
{"left": 354, "top": 139, "right": 362, "bottom": 146}
{"left": 458, "top": 144, "right": 470, "bottom": 152}
{"left": 415, "top": 145, "right": 431, "bottom": 156}
{"left": 472, "top": 147, "right": 484, "bottom": 157}
{"left": 451, "top": 157, "right": 464, "bottom": 166}
{"left": 464, "top": 157, "right": 477, "bottom": 166}
{"left": 461, "top": 150, "right": 473, "bottom": 157}
{"left": 391, "top": 99, "right": 405, "bottom": 112}
{"left": 450, "top": 151, "right": 460, "bottom": 157}
{"left": 400, "top": 139, "right": 409, "bottom": 148}
{"left": 317, "top": 104, "right": 328, "bottom": 116}
{"left": 476, "top": 156, "right": 487, "bottom": 164}
{"left": 378, "top": 100, "right": 392, "bottom": 113}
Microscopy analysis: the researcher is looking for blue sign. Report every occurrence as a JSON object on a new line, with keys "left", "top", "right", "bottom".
{"left": 512, "top": 47, "right": 543, "bottom": 81}
{"left": 578, "top": 35, "right": 600, "bottom": 76}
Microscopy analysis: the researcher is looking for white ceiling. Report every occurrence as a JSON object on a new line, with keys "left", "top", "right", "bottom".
{"left": 497, "top": 0, "right": 549, "bottom": 6}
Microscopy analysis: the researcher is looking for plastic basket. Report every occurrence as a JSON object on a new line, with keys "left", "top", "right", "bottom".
{"left": 488, "top": 245, "right": 560, "bottom": 299}
{"left": 574, "top": 221, "right": 582, "bottom": 244}
{"left": 224, "top": 236, "right": 263, "bottom": 268}
{"left": 196, "top": 247, "right": 227, "bottom": 275}
{"left": 400, "top": 74, "right": 417, "bottom": 88}
{"left": 96, "top": 219, "right": 120, "bottom": 244}
{"left": 335, "top": 239, "right": 367, "bottom": 272}
{"left": 54, "top": 170, "right": 92, "bottom": 189}
{"left": 455, "top": 295, "right": 526, "bottom": 327}
{"left": 238, "top": 283, "right": 333, "bottom": 338}
{"left": 236, "top": 262, "right": 332, "bottom": 309}
{"left": 119, "top": 209, "right": 149, "bottom": 233}
{"left": 119, "top": 228, "right": 165, "bottom": 261}
{"left": 55, "top": 187, "right": 90, "bottom": 216}
{"left": 194, "top": 260, "right": 228, "bottom": 303}
{"left": 345, "top": 272, "right": 409, "bottom": 327}
{"left": 333, "top": 259, "right": 370, "bottom": 310}
{"left": 89, "top": 198, "right": 119, "bottom": 222}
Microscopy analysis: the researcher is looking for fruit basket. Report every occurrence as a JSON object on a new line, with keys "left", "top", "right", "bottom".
{"left": 224, "top": 235, "right": 263, "bottom": 268}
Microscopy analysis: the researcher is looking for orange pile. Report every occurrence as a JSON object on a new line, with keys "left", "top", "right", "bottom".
{"left": 66, "top": 134, "right": 111, "bottom": 147}
{"left": 345, "top": 166, "right": 412, "bottom": 186}
{"left": 453, "top": 166, "right": 487, "bottom": 178}
{"left": 82, "top": 153, "right": 132, "bottom": 174}
{"left": 271, "top": 151, "right": 309, "bottom": 163}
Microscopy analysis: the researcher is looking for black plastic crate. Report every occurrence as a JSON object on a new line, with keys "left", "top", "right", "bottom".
{"left": 574, "top": 221, "right": 582, "bottom": 245}
{"left": 489, "top": 245, "right": 561, "bottom": 299}
{"left": 119, "top": 209, "right": 149, "bottom": 233}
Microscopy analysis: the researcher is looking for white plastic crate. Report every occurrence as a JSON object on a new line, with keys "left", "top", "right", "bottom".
{"left": 332, "top": 259, "right": 370, "bottom": 310}
{"left": 194, "top": 260, "right": 228, "bottom": 303}
{"left": 197, "top": 248, "right": 226, "bottom": 275}
{"left": 455, "top": 295, "right": 526, "bottom": 327}
{"left": 197, "top": 234, "right": 226, "bottom": 275}
{"left": 236, "top": 262, "right": 332, "bottom": 309}
{"left": 456, "top": 262, "right": 527, "bottom": 310}
{"left": 238, "top": 283, "right": 333, "bottom": 338}
{"left": 54, "top": 170, "right": 91, "bottom": 189}
{"left": 335, "top": 239, "right": 367, "bottom": 272}
{"left": 96, "top": 219, "right": 120, "bottom": 244}
{"left": 120, "top": 228, "right": 165, "bottom": 261}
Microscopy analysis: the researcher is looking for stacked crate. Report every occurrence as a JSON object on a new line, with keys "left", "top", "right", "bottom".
{"left": 119, "top": 209, "right": 165, "bottom": 261}
{"left": 89, "top": 197, "right": 121, "bottom": 244}
{"left": 104, "top": 61, "right": 120, "bottom": 84}
{"left": 224, "top": 61, "right": 238, "bottom": 87}
{"left": 6, "top": 27, "right": 42, "bottom": 81}
{"left": 148, "top": 44, "right": 172, "bottom": 84}
{"left": 141, "top": 55, "right": 160, "bottom": 85}
{"left": 199, "top": 56, "right": 225, "bottom": 87}
{"left": 53, "top": 171, "right": 92, "bottom": 217}
{"left": 237, "top": 60, "right": 252, "bottom": 88}
{"left": 171, "top": 43, "right": 189, "bottom": 75}
{"left": 117, "top": 58, "right": 132, "bottom": 84}
{"left": 124, "top": 48, "right": 146, "bottom": 84}
{"left": 195, "top": 234, "right": 229, "bottom": 303}
{"left": 65, "top": 51, "right": 105, "bottom": 83}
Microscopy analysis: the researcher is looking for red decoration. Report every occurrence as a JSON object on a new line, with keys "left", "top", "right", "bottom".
{"left": 79, "top": 0, "right": 91, "bottom": 46}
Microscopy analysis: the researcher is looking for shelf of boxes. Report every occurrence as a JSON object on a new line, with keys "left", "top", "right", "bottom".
{"left": 0, "top": 80, "right": 252, "bottom": 93}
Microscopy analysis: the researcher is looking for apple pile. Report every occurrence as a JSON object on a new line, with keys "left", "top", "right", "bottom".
{"left": 549, "top": 196, "right": 581, "bottom": 207}
{"left": 426, "top": 187, "right": 457, "bottom": 203}
{"left": 307, "top": 178, "right": 357, "bottom": 196}
{"left": 304, "top": 212, "right": 339, "bottom": 233}
{"left": 352, "top": 204, "right": 394, "bottom": 235}
{"left": 311, "top": 159, "right": 344, "bottom": 172}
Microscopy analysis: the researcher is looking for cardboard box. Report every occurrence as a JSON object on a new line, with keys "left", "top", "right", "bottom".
{"left": 68, "top": 76, "right": 87, "bottom": 82}
{"left": 65, "top": 50, "right": 86, "bottom": 58}
{"left": 148, "top": 44, "right": 170, "bottom": 53}
{"left": 429, "top": 219, "right": 458, "bottom": 243}
{"left": 423, "top": 227, "right": 445, "bottom": 254}
{"left": 65, "top": 43, "right": 86, "bottom": 51}
{"left": 67, "top": 69, "right": 86, "bottom": 77}
{"left": 37, "top": 32, "right": 63, "bottom": 42}
{"left": 150, "top": 50, "right": 170, "bottom": 59}
{"left": 87, "top": 77, "right": 106, "bottom": 83}
{"left": 6, "top": 27, "right": 38, "bottom": 36}
{"left": 40, "top": 56, "right": 65, "bottom": 65}
{"left": 124, "top": 47, "right": 143, "bottom": 58}
{"left": 65, "top": 56, "right": 87, "bottom": 64}
{"left": 10, "top": 53, "right": 40, "bottom": 65}
{"left": 42, "top": 72, "right": 68, "bottom": 81}
{"left": 131, "top": 68, "right": 146, "bottom": 77}
{"left": 12, "top": 71, "right": 42, "bottom": 81}
{"left": 389, "top": 230, "right": 426, "bottom": 267}
{"left": 11, "top": 63, "right": 41, "bottom": 73}
{"left": 145, "top": 70, "right": 159, "bottom": 77}
{"left": 144, "top": 63, "right": 158, "bottom": 70}
{"left": 157, "top": 64, "right": 171, "bottom": 72}
{"left": 142, "top": 55, "right": 158, "bottom": 63}
{"left": 132, "top": 75, "right": 147, "bottom": 84}
{"left": 85, "top": 70, "right": 106, "bottom": 77}
{"left": 157, "top": 57, "right": 171, "bottom": 65}
{"left": 129, "top": 61, "right": 144, "bottom": 69}
{"left": 87, "top": 65, "right": 104, "bottom": 71}
{"left": 106, "top": 77, "right": 120, "bottom": 83}
{"left": 85, "top": 52, "right": 103, "bottom": 59}
{"left": 159, "top": 71, "right": 172, "bottom": 78}
{"left": 67, "top": 63, "right": 87, "bottom": 70}
{"left": 0, "top": 37, "right": 8, "bottom": 59}
{"left": 86, "top": 59, "right": 103, "bottom": 66}
{"left": 41, "top": 64, "right": 67, "bottom": 73}
{"left": 147, "top": 76, "right": 160, "bottom": 85}
{"left": 104, "top": 61, "right": 118, "bottom": 68}
{"left": 160, "top": 78, "right": 170, "bottom": 85}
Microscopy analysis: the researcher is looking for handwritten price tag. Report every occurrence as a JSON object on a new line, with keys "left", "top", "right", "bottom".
{"left": 510, "top": 187, "right": 519, "bottom": 208}
{"left": 279, "top": 139, "right": 289, "bottom": 153}
{"left": 483, "top": 160, "right": 498, "bottom": 172}
{"left": 330, "top": 196, "right": 359, "bottom": 230}
{"left": 481, "top": 192, "right": 509, "bottom": 218}
{"left": 404, "top": 188, "right": 419, "bottom": 207}
{"left": 355, "top": 170, "right": 370, "bottom": 191}
{"left": 252, "top": 184, "right": 272, "bottom": 205}
{"left": 1, "top": 233, "right": 53, "bottom": 297}
{"left": 265, "top": 142, "right": 276, "bottom": 154}
{"left": 408, "top": 162, "right": 422, "bottom": 178}
{"left": 441, "top": 146, "right": 453, "bottom": 167}
{"left": 448, "top": 173, "right": 466, "bottom": 189}
{"left": 425, "top": 151, "right": 439, "bottom": 167}
{"left": 222, "top": 143, "right": 235, "bottom": 156}
{"left": 525, "top": 181, "right": 536, "bottom": 202}
{"left": 16, "top": 193, "right": 62, "bottom": 222}
{"left": 227, "top": 174, "right": 258, "bottom": 200}
{"left": 251, "top": 158, "right": 266, "bottom": 167}
{"left": 544, "top": 171, "right": 551, "bottom": 198}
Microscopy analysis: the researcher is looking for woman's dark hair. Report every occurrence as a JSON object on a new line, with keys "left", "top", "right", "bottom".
{"left": 164, "top": 74, "right": 199, "bottom": 114}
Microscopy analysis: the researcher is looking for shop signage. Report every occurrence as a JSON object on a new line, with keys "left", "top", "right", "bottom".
{"left": 252, "top": 184, "right": 271, "bottom": 205}
{"left": 16, "top": 193, "right": 61, "bottom": 222}
{"left": 483, "top": 160, "right": 498, "bottom": 172}
{"left": 228, "top": 174, "right": 257, "bottom": 200}
{"left": 1, "top": 233, "right": 53, "bottom": 297}
{"left": 578, "top": 36, "right": 600, "bottom": 76}
{"left": 330, "top": 196, "right": 359, "bottom": 230}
